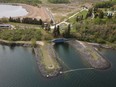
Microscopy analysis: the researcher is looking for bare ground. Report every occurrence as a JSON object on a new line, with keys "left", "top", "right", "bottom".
{"left": 42, "top": 2, "right": 93, "bottom": 22}
{"left": 15, "top": 4, "right": 51, "bottom": 21}
{"left": 11, "top": 1, "right": 93, "bottom": 22}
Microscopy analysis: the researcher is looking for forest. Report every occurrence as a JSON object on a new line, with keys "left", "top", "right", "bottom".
{"left": 69, "top": 0, "right": 116, "bottom": 46}
{"left": 0, "top": 29, "right": 42, "bottom": 41}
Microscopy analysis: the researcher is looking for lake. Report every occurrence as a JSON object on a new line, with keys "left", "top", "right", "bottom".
{"left": 0, "top": 44, "right": 116, "bottom": 87}
{"left": 0, "top": 4, "right": 28, "bottom": 18}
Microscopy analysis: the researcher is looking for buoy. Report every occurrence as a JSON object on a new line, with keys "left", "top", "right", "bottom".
{"left": 60, "top": 71, "right": 62, "bottom": 74}
{"left": 47, "top": 75, "right": 49, "bottom": 77}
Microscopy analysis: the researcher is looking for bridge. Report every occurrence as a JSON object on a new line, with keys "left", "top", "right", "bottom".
{"left": 51, "top": 38, "right": 69, "bottom": 43}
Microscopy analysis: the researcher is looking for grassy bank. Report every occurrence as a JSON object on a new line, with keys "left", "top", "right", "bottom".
{"left": 34, "top": 43, "right": 61, "bottom": 77}
{"left": 0, "top": 28, "right": 53, "bottom": 41}
{"left": 39, "top": 43, "right": 60, "bottom": 74}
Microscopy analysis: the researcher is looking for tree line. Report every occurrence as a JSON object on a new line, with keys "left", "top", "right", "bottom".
{"left": 52, "top": 24, "right": 71, "bottom": 38}
{"left": 94, "top": 0, "right": 116, "bottom": 8}
{"left": 0, "top": 0, "right": 42, "bottom": 5}
{"left": 48, "top": 0, "right": 69, "bottom": 3}
{"left": 9, "top": 17, "right": 43, "bottom": 25}
{"left": 74, "top": 23, "right": 116, "bottom": 44}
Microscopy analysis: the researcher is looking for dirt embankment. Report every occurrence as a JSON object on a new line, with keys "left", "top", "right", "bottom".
{"left": 21, "top": 4, "right": 50, "bottom": 21}
{"left": 68, "top": 40, "right": 111, "bottom": 70}
{"left": 9, "top": 3, "right": 51, "bottom": 22}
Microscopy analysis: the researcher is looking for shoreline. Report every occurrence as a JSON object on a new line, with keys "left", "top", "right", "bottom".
{"left": 0, "top": 39, "right": 113, "bottom": 76}
{"left": 0, "top": 38, "right": 115, "bottom": 49}
{"left": 34, "top": 45, "right": 62, "bottom": 78}
{"left": 0, "top": 3, "right": 51, "bottom": 21}
{"left": 67, "top": 40, "right": 111, "bottom": 70}
{"left": 0, "top": 39, "right": 62, "bottom": 78}
{"left": 0, "top": 39, "right": 32, "bottom": 47}
{"left": 3, "top": 3, "right": 41, "bottom": 19}
{"left": 0, "top": 39, "right": 44, "bottom": 47}
{"left": 87, "top": 42, "right": 116, "bottom": 50}
{"left": 0, "top": 3, "right": 31, "bottom": 18}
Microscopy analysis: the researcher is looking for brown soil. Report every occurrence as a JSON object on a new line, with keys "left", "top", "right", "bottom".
{"left": 18, "top": 4, "right": 51, "bottom": 21}
{"left": 11, "top": 2, "right": 93, "bottom": 22}
{"left": 43, "top": 2, "right": 93, "bottom": 22}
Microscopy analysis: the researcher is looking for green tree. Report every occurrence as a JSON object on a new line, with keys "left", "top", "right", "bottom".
{"left": 53, "top": 25, "right": 57, "bottom": 37}
{"left": 86, "top": 8, "right": 93, "bottom": 18}
{"left": 0, "top": 18, "right": 9, "bottom": 23}
{"left": 56, "top": 25, "right": 60, "bottom": 36}
{"left": 99, "top": 10, "right": 104, "bottom": 19}
{"left": 63, "top": 24, "right": 71, "bottom": 38}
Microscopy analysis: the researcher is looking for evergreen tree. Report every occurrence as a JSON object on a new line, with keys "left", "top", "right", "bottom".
{"left": 63, "top": 24, "right": 71, "bottom": 38}
{"left": 56, "top": 25, "right": 60, "bottom": 36}
{"left": 9, "top": 17, "right": 13, "bottom": 22}
{"left": 67, "top": 24, "right": 71, "bottom": 37}
{"left": 99, "top": 10, "right": 104, "bottom": 18}
{"left": 50, "top": 20, "right": 54, "bottom": 25}
{"left": 39, "top": 19, "right": 43, "bottom": 25}
{"left": 53, "top": 25, "right": 57, "bottom": 37}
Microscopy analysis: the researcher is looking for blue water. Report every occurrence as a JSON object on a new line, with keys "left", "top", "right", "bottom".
{"left": 0, "top": 44, "right": 116, "bottom": 87}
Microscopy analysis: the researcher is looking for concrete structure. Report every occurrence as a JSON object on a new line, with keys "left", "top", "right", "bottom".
{"left": 0, "top": 24, "right": 14, "bottom": 29}
{"left": 52, "top": 38, "right": 68, "bottom": 43}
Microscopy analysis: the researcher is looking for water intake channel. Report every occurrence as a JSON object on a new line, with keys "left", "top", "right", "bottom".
{"left": 54, "top": 43, "right": 93, "bottom": 74}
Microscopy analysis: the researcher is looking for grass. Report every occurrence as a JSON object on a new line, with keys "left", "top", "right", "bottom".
{"left": 67, "top": 10, "right": 88, "bottom": 24}
{"left": 39, "top": 43, "right": 60, "bottom": 73}
{"left": 10, "top": 22, "right": 41, "bottom": 29}
{"left": 86, "top": 46, "right": 100, "bottom": 61}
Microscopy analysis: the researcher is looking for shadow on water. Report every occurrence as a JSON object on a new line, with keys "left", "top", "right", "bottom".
{"left": 0, "top": 44, "right": 16, "bottom": 52}
{"left": 54, "top": 43, "right": 91, "bottom": 70}
{"left": 9, "top": 45, "right": 15, "bottom": 51}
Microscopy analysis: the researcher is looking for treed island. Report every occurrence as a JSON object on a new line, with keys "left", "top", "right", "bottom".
{"left": 0, "top": 0, "right": 116, "bottom": 77}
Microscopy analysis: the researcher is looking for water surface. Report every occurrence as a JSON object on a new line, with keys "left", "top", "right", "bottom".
{"left": 0, "top": 44, "right": 116, "bottom": 87}
{"left": 0, "top": 5, "right": 28, "bottom": 18}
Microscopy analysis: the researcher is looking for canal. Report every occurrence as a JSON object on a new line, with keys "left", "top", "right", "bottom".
{"left": 0, "top": 44, "right": 116, "bottom": 87}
